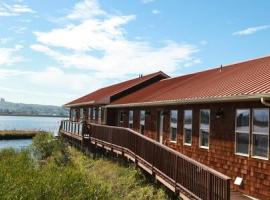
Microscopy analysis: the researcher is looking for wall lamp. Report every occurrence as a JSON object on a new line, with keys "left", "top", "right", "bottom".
{"left": 216, "top": 108, "right": 224, "bottom": 119}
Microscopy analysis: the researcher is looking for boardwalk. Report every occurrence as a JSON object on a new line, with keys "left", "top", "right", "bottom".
{"left": 60, "top": 120, "right": 250, "bottom": 200}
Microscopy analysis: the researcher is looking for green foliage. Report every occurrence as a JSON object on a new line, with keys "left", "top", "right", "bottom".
{"left": 0, "top": 134, "right": 171, "bottom": 200}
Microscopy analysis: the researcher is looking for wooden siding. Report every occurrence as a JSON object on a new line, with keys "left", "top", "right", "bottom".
{"left": 109, "top": 100, "right": 270, "bottom": 199}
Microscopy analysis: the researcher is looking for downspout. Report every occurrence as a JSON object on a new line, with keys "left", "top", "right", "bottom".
{"left": 261, "top": 97, "right": 270, "bottom": 107}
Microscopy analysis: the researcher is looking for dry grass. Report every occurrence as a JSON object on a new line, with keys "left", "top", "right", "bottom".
{"left": 0, "top": 130, "right": 48, "bottom": 139}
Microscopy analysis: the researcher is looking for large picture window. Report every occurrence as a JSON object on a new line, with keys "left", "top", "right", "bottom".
{"left": 140, "top": 110, "right": 145, "bottom": 135}
{"left": 252, "top": 109, "right": 269, "bottom": 159}
{"left": 235, "top": 109, "right": 250, "bottom": 155}
{"left": 200, "top": 109, "right": 210, "bottom": 148}
{"left": 184, "top": 110, "right": 192, "bottom": 145}
{"left": 129, "top": 110, "right": 133, "bottom": 128}
{"left": 170, "top": 110, "right": 178, "bottom": 142}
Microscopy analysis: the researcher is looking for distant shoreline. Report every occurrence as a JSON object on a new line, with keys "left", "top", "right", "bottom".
{"left": 0, "top": 114, "right": 68, "bottom": 118}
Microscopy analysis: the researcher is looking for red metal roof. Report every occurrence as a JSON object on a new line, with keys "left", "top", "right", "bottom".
{"left": 65, "top": 71, "right": 169, "bottom": 107}
{"left": 111, "top": 56, "right": 270, "bottom": 106}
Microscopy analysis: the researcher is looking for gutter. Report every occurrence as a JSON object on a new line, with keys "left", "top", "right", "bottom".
{"left": 261, "top": 97, "right": 270, "bottom": 107}
{"left": 64, "top": 100, "right": 95, "bottom": 108}
{"left": 106, "top": 94, "right": 270, "bottom": 108}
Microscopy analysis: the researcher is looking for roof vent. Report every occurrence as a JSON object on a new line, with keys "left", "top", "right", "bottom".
{"left": 219, "top": 65, "right": 223, "bottom": 72}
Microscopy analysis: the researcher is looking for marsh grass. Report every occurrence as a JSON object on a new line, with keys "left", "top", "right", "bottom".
{"left": 0, "top": 133, "right": 173, "bottom": 200}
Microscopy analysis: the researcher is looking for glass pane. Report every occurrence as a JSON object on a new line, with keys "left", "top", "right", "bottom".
{"left": 236, "top": 132, "right": 249, "bottom": 154}
{"left": 170, "top": 127, "right": 177, "bottom": 141}
{"left": 171, "top": 110, "right": 178, "bottom": 124}
{"left": 140, "top": 110, "right": 145, "bottom": 125}
{"left": 184, "top": 128, "right": 192, "bottom": 144}
{"left": 200, "top": 110, "right": 210, "bottom": 129}
{"left": 184, "top": 110, "right": 192, "bottom": 124}
{"left": 200, "top": 129, "right": 209, "bottom": 147}
{"left": 253, "top": 134, "right": 268, "bottom": 158}
{"left": 236, "top": 109, "right": 250, "bottom": 132}
{"left": 253, "top": 109, "right": 269, "bottom": 134}
{"left": 129, "top": 111, "right": 133, "bottom": 123}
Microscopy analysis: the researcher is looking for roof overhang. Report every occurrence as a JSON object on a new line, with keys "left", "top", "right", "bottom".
{"left": 106, "top": 94, "right": 270, "bottom": 108}
{"left": 64, "top": 100, "right": 95, "bottom": 108}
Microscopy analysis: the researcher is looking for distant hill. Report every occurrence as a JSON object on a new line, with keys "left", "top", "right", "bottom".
{"left": 0, "top": 98, "right": 69, "bottom": 117}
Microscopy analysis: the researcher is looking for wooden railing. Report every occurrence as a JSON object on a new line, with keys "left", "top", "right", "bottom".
{"left": 61, "top": 120, "right": 83, "bottom": 136}
{"left": 60, "top": 120, "right": 231, "bottom": 200}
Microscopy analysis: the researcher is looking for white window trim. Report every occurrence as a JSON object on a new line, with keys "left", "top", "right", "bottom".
{"left": 235, "top": 108, "right": 250, "bottom": 157}
{"left": 183, "top": 110, "right": 192, "bottom": 146}
{"left": 199, "top": 109, "right": 210, "bottom": 149}
{"left": 170, "top": 110, "right": 178, "bottom": 143}
{"left": 251, "top": 108, "right": 269, "bottom": 160}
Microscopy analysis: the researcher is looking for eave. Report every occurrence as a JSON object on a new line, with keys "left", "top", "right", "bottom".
{"left": 106, "top": 94, "right": 270, "bottom": 108}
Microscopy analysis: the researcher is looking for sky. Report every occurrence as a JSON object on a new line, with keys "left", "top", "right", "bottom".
{"left": 0, "top": 0, "right": 270, "bottom": 106}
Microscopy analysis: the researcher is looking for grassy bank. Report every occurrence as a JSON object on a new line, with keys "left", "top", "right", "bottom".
{"left": 0, "top": 133, "right": 174, "bottom": 200}
{"left": 0, "top": 130, "right": 47, "bottom": 139}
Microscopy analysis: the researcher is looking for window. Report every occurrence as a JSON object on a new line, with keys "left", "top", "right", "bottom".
{"left": 129, "top": 110, "right": 133, "bottom": 128}
{"left": 184, "top": 110, "right": 192, "bottom": 145}
{"left": 88, "top": 108, "right": 92, "bottom": 120}
{"left": 71, "top": 109, "right": 76, "bottom": 121}
{"left": 92, "top": 107, "right": 96, "bottom": 120}
{"left": 98, "top": 107, "right": 102, "bottom": 123}
{"left": 170, "top": 110, "right": 178, "bottom": 142}
{"left": 140, "top": 110, "right": 145, "bottom": 135}
{"left": 235, "top": 109, "right": 250, "bottom": 155}
{"left": 80, "top": 108, "right": 84, "bottom": 120}
{"left": 252, "top": 109, "right": 269, "bottom": 159}
{"left": 200, "top": 109, "right": 210, "bottom": 148}
{"left": 119, "top": 111, "right": 124, "bottom": 125}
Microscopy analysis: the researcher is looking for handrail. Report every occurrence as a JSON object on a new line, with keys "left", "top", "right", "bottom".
{"left": 60, "top": 120, "right": 231, "bottom": 200}
{"left": 89, "top": 122, "right": 230, "bottom": 180}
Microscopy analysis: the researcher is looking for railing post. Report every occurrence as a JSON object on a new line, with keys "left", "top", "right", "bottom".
{"left": 174, "top": 155, "right": 179, "bottom": 195}
{"left": 207, "top": 173, "right": 212, "bottom": 200}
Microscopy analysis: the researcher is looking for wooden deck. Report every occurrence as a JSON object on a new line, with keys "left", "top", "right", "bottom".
{"left": 60, "top": 120, "right": 252, "bottom": 200}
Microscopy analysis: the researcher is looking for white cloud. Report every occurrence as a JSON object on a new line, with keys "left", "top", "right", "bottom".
{"left": 152, "top": 9, "right": 160, "bottom": 15}
{"left": 0, "top": 2, "right": 35, "bottom": 17}
{"left": 0, "top": 45, "right": 24, "bottom": 66}
{"left": 31, "top": 0, "right": 200, "bottom": 79}
{"left": 66, "top": 0, "right": 106, "bottom": 20}
{"left": 142, "top": 0, "right": 156, "bottom": 4}
{"left": 233, "top": 25, "right": 270, "bottom": 36}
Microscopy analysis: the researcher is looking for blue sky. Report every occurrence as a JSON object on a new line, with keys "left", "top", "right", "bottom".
{"left": 0, "top": 0, "right": 270, "bottom": 105}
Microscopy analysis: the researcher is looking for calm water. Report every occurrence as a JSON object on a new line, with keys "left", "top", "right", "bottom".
{"left": 0, "top": 116, "right": 67, "bottom": 149}
{"left": 0, "top": 139, "right": 32, "bottom": 150}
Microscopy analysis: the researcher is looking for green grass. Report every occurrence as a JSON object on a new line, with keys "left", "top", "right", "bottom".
{"left": 0, "top": 133, "right": 173, "bottom": 200}
{"left": 0, "top": 130, "right": 47, "bottom": 139}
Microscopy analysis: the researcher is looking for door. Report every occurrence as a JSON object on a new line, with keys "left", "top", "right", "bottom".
{"left": 158, "top": 111, "right": 164, "bottom": 144}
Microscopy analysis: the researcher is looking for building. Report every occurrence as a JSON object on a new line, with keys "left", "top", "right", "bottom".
{"left": 65, "top": 56, "right": 270, "bottom": 199}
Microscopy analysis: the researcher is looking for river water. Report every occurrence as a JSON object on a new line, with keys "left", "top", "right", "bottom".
{"left": 0, "top": 116, "right": 67, "bottom": 149}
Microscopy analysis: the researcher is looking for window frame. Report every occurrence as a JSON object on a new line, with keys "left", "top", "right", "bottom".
{"left": 183, "top": 110, "right": 192, "bottom": 146}
{"left": 170, "top": 110, "right": 178, "bottom": 143}
{"left": 80, "top": 108, "right": 84, "bottom": 120}
{"left": 129, "top": 110, "right": 133, "bottom": 128}
{"left": 98, "top": 107, "right": 102, "bottom": 123}
{"left": 251, "top": 108, "right": 269, "bottom": 160}
{"left": 199, "top": 109, "right": 210, "bottom": 149}
{"left": 235, "top": 108, "right": 250, "bottom": 157}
